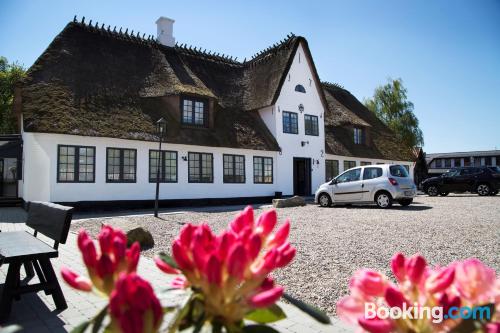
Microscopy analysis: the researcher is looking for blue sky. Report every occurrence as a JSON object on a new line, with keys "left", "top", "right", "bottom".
{"left": 1, "top": 0, "right": 499, "bottom": 153}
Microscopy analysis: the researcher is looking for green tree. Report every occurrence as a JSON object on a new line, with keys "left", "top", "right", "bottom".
{"left": 364, "top": 78, "right": 424, "bottom": 148}
{"left": 0, "top": 56, "right": 26, "bottom": 134}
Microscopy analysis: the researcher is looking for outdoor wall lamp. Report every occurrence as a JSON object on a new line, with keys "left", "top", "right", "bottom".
{"left": 182, "top": 156, "right": 188, "bottom": 161}
{"left": 301, "top": 141, "right": 309, "bottom": 147}
{"left": 154, "top": 117, "right": 167, "bottom": 218}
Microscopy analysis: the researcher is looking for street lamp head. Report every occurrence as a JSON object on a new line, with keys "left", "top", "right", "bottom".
{"left": 156, "top": 118, "right": 167, "bottom": 137}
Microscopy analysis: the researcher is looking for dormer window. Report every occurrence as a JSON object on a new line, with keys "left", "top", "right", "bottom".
{"left": 295, "top": 84, "right": 306, "bottom": 93}
{"left": 354, "top": 127, "right": 365, "bottom": 144}
{"left": 181, "top": 97, "right": 207, "bottom": 126}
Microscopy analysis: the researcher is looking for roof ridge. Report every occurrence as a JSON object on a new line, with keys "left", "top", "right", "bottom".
{"left": 246, "top": 33, "right": 297, "bottom": 66}
{"left": 174, "top": 43, "right": 242, "bottom": 67}
{"left": 322, "top": 81, "right": 345, "bottom": 89}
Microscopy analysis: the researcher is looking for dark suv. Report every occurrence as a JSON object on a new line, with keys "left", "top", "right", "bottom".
{"left": 422, "top": 166, "right": 500, "bottom": 196}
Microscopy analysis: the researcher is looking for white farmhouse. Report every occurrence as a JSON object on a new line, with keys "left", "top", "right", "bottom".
{"left": 11, "top": 17, "right": 414, "bottom": 209}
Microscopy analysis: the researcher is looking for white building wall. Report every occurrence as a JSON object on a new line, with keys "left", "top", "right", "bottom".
{"left": 270, "top": 42, "right": 326, "bottom": 195}
{"left": 258, "top": 105, "right": 277, "bottom": 137}
{"left": 21, "top": 132, "right": 278, "bottom": 203}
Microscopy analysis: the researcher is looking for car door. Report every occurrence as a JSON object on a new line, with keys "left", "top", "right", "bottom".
{"left": 332, "top": 168, "right": 363, "bottom": 202}
{"left": 441, "top": 169, "right": 461, "bottom": 192}
{"left": 361, "top": 167, "right": 384, "bottom": 201}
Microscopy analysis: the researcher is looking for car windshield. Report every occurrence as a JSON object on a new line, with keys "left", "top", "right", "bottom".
{"left": 389, "top": 165, "right": 409, "bottom": 178}
{"left": 488, "top": 166, "right": 500, "bottom": 173}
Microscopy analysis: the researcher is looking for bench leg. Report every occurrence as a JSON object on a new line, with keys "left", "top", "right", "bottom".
{"left": 23, "top": 261, "right": 35, "bottom": 278}
{"left": 0, "top": 261, "right": 21, "bottom": 322}
{"left": 39, "top": 257, "right": 67, "bottom": 311}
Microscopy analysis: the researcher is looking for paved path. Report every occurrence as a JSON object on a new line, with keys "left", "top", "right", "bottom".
{"left": 0, "top": 207, "right": 353, "bottom": 332}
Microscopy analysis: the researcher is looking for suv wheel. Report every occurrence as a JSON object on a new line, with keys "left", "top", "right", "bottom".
{"left": 375, "top": 192, "right": 393, "bottom": 208}
{"left": 477, "top": 184, "right": 490, "bottom": 196}
{"left": 399, "top": 198, "right": 413, "bottom": 207}
{"left": 427, "top": 185, "right": 439, "bottom": 196}
{"left": 318, "top": 193, "right": 332, "bottom": 207}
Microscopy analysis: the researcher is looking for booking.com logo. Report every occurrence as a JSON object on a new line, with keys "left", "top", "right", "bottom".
{"left": 365, "top": 303, "right": 491, "bottom": 323}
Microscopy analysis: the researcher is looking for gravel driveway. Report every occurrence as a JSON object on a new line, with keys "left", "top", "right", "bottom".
{"left": 73, "top": 194, "right": 500, "bottom": 316}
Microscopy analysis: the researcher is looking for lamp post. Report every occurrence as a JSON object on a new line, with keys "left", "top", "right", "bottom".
{"left": 154, "top": 118, "right": 167, "bottom": 218}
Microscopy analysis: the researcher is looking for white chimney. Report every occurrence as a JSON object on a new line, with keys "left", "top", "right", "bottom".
{"left": 156, "top": 17, "right": 175, "bottom": 47}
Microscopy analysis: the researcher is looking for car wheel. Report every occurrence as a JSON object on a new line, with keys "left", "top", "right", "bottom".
{"left": 477, "top": 184, "right": 490, "bottom": 196}
{"left": 375, "top": 192, "right": 393, "bottom": 209}
{"left": 427, "top": 185, "right": 439, "bottom": 196}
{"left": 399, "top": 198, "right": 413, "bottom": 206}
{"left": 318, "top": 193, "right": 332, "bottom": 207}
{"left": 440, "top": 192, "right": 449, "bottom": 196}
{"left": 489, "top": 190, "right": 498, "bottom": 196}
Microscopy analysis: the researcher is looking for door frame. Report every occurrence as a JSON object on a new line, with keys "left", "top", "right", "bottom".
{"left": 293, "top": 157, "right": 312, "bottom": 196}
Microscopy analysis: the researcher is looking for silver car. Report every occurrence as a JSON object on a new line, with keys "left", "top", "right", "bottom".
{"left": 315, "top": 164, "right": 417, "bottom": 208}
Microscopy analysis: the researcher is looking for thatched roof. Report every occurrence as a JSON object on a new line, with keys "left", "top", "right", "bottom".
{"left": 322, "top": 83, "right": 414, "bottom": 161}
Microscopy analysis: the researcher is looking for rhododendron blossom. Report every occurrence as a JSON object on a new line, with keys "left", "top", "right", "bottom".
{"left": 155, "top": 206, "right": 296, "bottom": 328}
{"left": 337, "top": 253, "right": 500, "bottom": 333}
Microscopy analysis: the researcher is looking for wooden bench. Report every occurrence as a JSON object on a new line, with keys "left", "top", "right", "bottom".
{"left": 0, "top": 201, "right": 73, "bottom": 322}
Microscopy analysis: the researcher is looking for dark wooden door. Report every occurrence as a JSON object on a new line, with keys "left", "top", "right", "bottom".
{"left": 293, "top": 158, "right": 311, "bottom": 196}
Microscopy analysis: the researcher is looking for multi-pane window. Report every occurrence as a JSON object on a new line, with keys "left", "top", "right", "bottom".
{"left": 445, "top": 159, "right": 452, "bottom": 168}
{"left": 435, "top": 159, "right": 442, "bottom": 168}
{"left": 149, "top": 150, "right": 177, "bottom": 183}
{"left": 354, "top": 128, "right": 364, "bottom": 144}
{"left": 283, "top": 111, "right": 298, "bottom": 134}
{"left": 223, "top": 154, "right": 245, "bottom": 183}
{"left": 454, "top": 158, "right": 461, "bottom": 167}
{"left": 106, "top": 148, "right": 136, "bottom": 183}
{"left": 57, "top": 145, "right": 95, "bottom": 182}
{"left": 325, "top": 159, "right": 339, "bottom": 181}
{"left": 344, "top": 160, "right": 356, "bottom": 171}
{"left": 361, "top": 161, "right": 371, "bottom": 166}
{"left": 463, "top": 157, "right": 470, "bottom": 166}
{"left": 182, "top": 97, "right": 206, "bottom": 126}
{"left": 254, "top": 157, "right": 273, "bottom": 184}
{"left": 485, "top": 157, "right": 492, "bottom": 166}
{"left": 188, "top": 152, "right": 213, "bottom": 183}
{"left": 295, "top": 84, "right": 306, "bottom": 93}
{"left": 304, "top": 114, "right": 319, "bottom": 136}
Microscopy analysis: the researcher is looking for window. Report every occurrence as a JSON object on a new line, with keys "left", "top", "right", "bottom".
{"left": 403, "top": 165, "right": 410, "bottom": 173}
{"left": 325, "top": 160, "right": 339, "bottom": 181}
{"left": 295, "top": 84, "right": 306, "bottom": 93}
{"left": 254, "top": 156, "right": 273, "bottom": 184}
{"left": 463, "top": 157, "right": 470, "bottom": 166}
{"left": 454, "top": 158, "right": 461, "bottom": 167}
{"left": 435, "top": 159, "right": 442, "bottom": 168}
{"left": 363, "top": 167, "right": 383, "bottom": 180}
{"left": 389, "top": 165, "right": 409, "bottom": 178}
{"left": 283, "top": 111, "right": 298, "bottom": 134}
{"left": 344, "top": 160, "right": 356, "bottom": 171}
{"left": 223, "top": 154, "right": 245, "bottom": 183}
{"left": 106, "top": 148, "right": 136, "bottom": 183}
{"left": 361, "top": 161, "right": 371, "bottom": 166}
{"left": 182, "top": 97, "right": 207, "bottom": 126}
{"left": 354, "top": 128, "right": 364, "bottom": 144}
{"left": 485, "top": 157, "right": 492, "bottom": 166}
{"left": 304, "top": 115, "right": 319, "bottom": 136}
{"left": 336, "top": 168, "right": 361, "bottom": 183}
{"left": 57, "top": 145, "right": 95, "bottom": 183}
{"left": 445, "top": 159, "right": 452, "bottom": 168}
{"left": 149, "top": 150, "right": 177, "bottom": 183}
{"left": 188, "top": 152, "right": 213, "bottom": 183}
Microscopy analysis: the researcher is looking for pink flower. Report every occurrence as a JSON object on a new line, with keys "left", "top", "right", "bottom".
{"left": 486, "top": 323, "right": 500, "bottom": 333}
{"left": 454, "top": 259, "right": 496, "bottom": 303}
{"left": 248, "top": 286, "right": 284, "bottom": 308}
{"left": 109, "top": 273, "right": 162, "bottom": 333}
{"left": 60, "top": 267, "right": 92, "bottom": 292}
{"left": 358, "top": 317, "right": 393, "bottom": 333}
{"left": 268, "top": 220, "right": 290, "bottom": 247}
{"left": 405, "top": 254, "right": 426, "bottom": 284}
{"left": 385, "top": 285, "right": 409, "bottom": 308}
{"left": 336, "top": 295, "right": 366, "bottom": 325}
{"left": 425, "top": 266, "right": 455, "bottom": 294}
{"left": 390, "top": 252, "right": 406, "bottom": 282}
{"left": 171, "top": 276, "right": 189, "bottom": 289}
{"left": 350, "top": 269, "right": 387, "bottom": 297}
{"left": 256, "top": 210, "right": 277, "bottom": 236}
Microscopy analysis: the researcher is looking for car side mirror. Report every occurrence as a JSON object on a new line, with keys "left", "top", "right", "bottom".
{"left": 330, "top": 179, "right": 337, "bottom": 185}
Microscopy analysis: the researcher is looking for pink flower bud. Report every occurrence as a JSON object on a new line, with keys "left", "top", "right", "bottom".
{"left": 80, "top": 237, "right": 97, "bottom": 268}
{"left": 230, "top": 206, "right": 254, "bottom": 234}
{"left": 179, "top": 224, "right": 195, "bottom": 248}
{"left": 486, "top": 323, "right": 500, "bottom": 333}
{"left": 205, "top": 254, "right": 222, "bottom": 285}
{"left": 248, "top": 286, "right": 284, "bottom": 308}
{"left": 126, "top": 242, "right": 140, "bottom": 272}
{"left": 405, "top": 254, "right": 426, "bottom": 284}
{"left": 426, "top": 267, "right": 455, "bottom": 294}
{"left": 77, "top": 230, "right": 91, "bottom": 251}
{"left": 349, "top": 269, "right": 387, "bottom": 297}
{"left": 61, "top": 267, "right": 92, "bottom": 292}
{"left": 390, "top": 252, "right": 406, "bottom": 282}
{"left": 171, "top": 276, "right": 189, "bottom": 289}
{"left": 154, "top": 256, "right": 180, "bottom": 274}
{"left": 275, "top": 244, "right": 296, "bottom": 268}
{"left": 260, "top": 276, "right": 275, "bottom": 291}
{"left": 217, "top": 231, "right": 236, "bottom": 260}
{"left": 269, "top": 220, "right": 290, "bottom": 248}
{"left": 336, "top": 295, "right": 365, "bottom": 325}
{"left": 358, "top": 317, "right": 393, "bottom": 333}
{"left": 438, "top": 293, "right": 461, "bottom": 316}
{"left": 191, "top": 236, "right": 209, "bottom": 272}
{"left": 98, "top": 225, "right": 113, "bottom": 253}
{"left": 113, "top": 234, "right": 126, "bottom": 262}
{"left": 256, "top": 209, "right": 277, "bottom": 237}
{"left": 247, "top": 234, "right": 262, "bottom": 260}
{"left": 227, "top": 243, "right": 248, "bottom": 279}
{"left": 384, "top": 285, "right": 409, "bottom": 308}
{"left": 97, "top": 253, "right": 115, "bottom": 278}
{"left": 172, "top": 239, "right": 194, "bottom": 271}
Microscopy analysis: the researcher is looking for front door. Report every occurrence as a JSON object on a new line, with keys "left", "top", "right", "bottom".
{"left": 293, "top": 158, "right": 311, "bottom": 196}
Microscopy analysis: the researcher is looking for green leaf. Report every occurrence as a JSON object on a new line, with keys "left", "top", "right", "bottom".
{"left": 158, "top": 252, "right": 179, "bottom": 269}
{"left": 245, "top": 304, "right": 286, "bottom": 324}
{"left": 242, "top": 325, "right": 280, "bottom": 333}
{"left": 283, "top": 292, "right": 331, "bottom": 324}
{"left": 0, "top": 325, "right": 22, "bottom": 333}
{"left": 163, "top": 305, "right": 178, "bottom": 313}
{"left": 70, "top": 321, "right": 91, "bottom": 333}
{"left": 91, "top": 305, "right": 109, "bottom": 333}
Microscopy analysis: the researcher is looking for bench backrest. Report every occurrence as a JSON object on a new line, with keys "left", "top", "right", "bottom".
{"left": 26, "top": 201, "right": 74, "bottom": 249}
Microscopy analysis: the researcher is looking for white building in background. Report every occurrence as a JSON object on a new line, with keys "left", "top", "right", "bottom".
{"left": 12, "top": 16, "right": 414, "bottom": 208}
